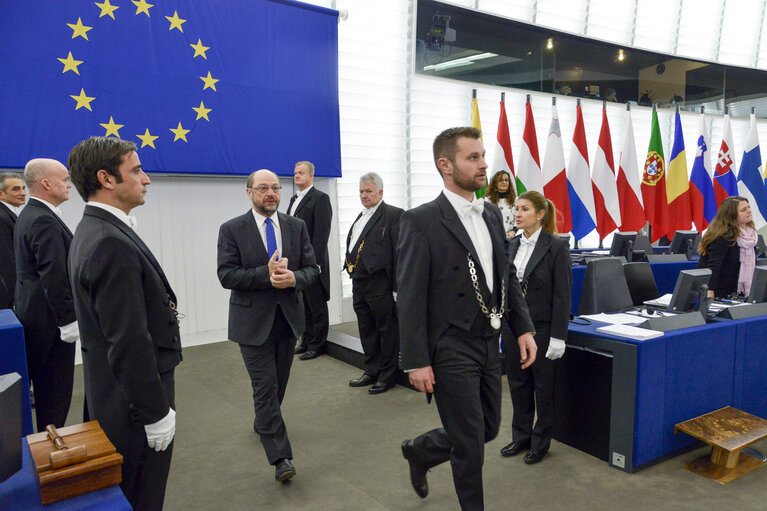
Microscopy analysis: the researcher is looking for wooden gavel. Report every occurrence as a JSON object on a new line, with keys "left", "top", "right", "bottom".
{"left": 46, "top": 424, "right": 88, "bottom": 469}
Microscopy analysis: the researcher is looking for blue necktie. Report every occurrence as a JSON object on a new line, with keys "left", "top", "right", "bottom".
{"left": 264, "top": 217, "right": 278, "bottom": 259}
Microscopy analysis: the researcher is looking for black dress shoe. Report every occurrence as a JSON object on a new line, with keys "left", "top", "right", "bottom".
{"left": 401, "top": 440, "right": 428, "bottom": 498}
{"left": 294, "top": 344, "right": 308, "bottom": 355}
{"left": 523, "top": 448, "right": 548, "bottom": 465}
{"left": 500, "top": 441, "right": 530, "bottom": 457}
{"left": 274, "top": 459, "right": 296, "bottom": 482}
{"left": 298, "top": 350, "right": 322, "bottom": 360}
{"left": 349, "top": 374, "right": 375, "bottom": 387}
{"left": 368, "top": 381, "right": 395, "bottom": 394}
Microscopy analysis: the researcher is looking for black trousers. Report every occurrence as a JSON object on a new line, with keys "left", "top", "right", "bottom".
{"left": 25, "top": 328, "right": 75, "bottom": 431}
{"left": 505, "top": 322, "right": 556, "bottom": 451}
{"left": 239, "top": 307, "right": 296, "bottom": 464}
{"left": 410, "top": 333, "right": 501, "bottom": 511}
{"left": 296, "top": 279, "right": 328, "bottom": 352}
{"left": 352, "top": 272, "right": 399, "bottom": 385}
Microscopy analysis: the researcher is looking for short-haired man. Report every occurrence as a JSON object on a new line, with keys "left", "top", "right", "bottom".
{"left": 218, "top": 170, "right": 318, "bottom": 482}
{"left": 287, "top": 161, "right": 332, "bottom": 360}
{"left": 14, "top": 159, "right": 79, "bottom": 430}
{"left": 398, "top": 127, "right": 537, "bottom": 510}
{"left": 0, "top": 172, "right": 25, "bottom": 309}
{"left": 344, "top": 173, "right": 404, "bottom": 394}
{"left": 67, "top": 137, "right": 182, "bottom": 510}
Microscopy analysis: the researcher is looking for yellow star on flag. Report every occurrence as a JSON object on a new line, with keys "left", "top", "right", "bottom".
{"left": 137, "top": 129, "right": 159, "bottom": 149}
{"left": 100, "top": 116, "right": 124, "bottom": 137}
{"left": 165, "top": 11, "right": 187, "bottom": 32}
{"left": 192, "top": 101, "right": 212, "bottom": 121}
{"left": 170, "top": 122, "right": 190, "bottom": 142}
{"left": 58, "top": 52, "right": 83, "bottom": 75}
{"left": 132, "top": 0, "right": 153, "bottom": 17}
{"left": 200, "top": 71, "right": 219, "bottom": 91}
{"left": 95, "top": 0, "right": 120, "bottom": 19}
{"left": 67, "top": 18, "right": 93, "bottom": 40}
{"left": 70, "top": 89, "right": 96, "bottom": 111}
{"left": 190, "top": 39, "right": 210, "bottom": 59}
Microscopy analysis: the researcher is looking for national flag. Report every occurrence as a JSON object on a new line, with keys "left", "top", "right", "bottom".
{"left": 666, "top": 109, "right": 693, "bottom": 238}
{"left": 472, "top": 90, "right": 487, "bottom": 198}
{"left": 591, "top": 105, "right": 621, "bottom": 239}
{"left": 542, "top": 103, "right": 571, "bottom": 233}
{"left": 713, "top": 114, "right": 738, "bottom": 206}
{"left": 737, "top": 113, "right": 767, "bottom": 230}
{"left": 641, "top": 107, "right": 670, "bottom": 243}
{"left": 616, "top": 108, "right": 645, "bottom": 231}
{"left": 517, "top": 96, "right": 543, "bottom": 194}
{"left": 0, "top": 0, "right": 341, "bottom": 176}
{"left": 491, "top": 95, "right": 516, "bottom": 196}
{"left": 566, "top": 103, "right": 596, "bottom": 240}
{"left": 689, "top": 112, "right": 716, "bottom": 230}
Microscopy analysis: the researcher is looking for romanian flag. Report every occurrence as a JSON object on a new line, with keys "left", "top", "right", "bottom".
{"left": 666, "top": 109, "right": 693, "bottom": 238}
{"left": 641, "top": 107, "right": 670, "bottom": 243}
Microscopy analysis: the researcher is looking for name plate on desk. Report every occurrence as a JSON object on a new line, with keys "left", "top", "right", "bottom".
{"left": 637, "top": 311, "right": 706, "bottom": 332}
{"left": 714, "top": 302, "right": 767, "bottom": 320}
{"left": 0, "top": 373, "right": 22, "bottom": 483}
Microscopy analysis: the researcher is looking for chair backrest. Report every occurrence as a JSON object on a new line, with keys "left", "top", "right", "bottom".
{"left": 622, "top": 262, "right": 660, "bottom": 305}
{"left": 646, "top": 253, "right": 689, "bottom": 263}
{"left": 578, "top": 257, "right": 634, "bottom": 315}
{"left": 633, "top": 235, "right": 652, "bottom": 254}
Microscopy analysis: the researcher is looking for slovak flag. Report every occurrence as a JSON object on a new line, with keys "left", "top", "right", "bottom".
{"left": 713, "top": 114, "right": 738, "bottom": 206}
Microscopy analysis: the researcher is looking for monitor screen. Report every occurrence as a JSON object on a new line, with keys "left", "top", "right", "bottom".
{"left": 747, "top": 266, "right": 767, "bottom": 303}
{"left": 668, "top": 230, "right": 699, "bottom": 260}
{"left": 610, "top": 232, "right": 637, "bottom": 261}
{"left": 668, "top": 268, "right": 712, "bottom": 312}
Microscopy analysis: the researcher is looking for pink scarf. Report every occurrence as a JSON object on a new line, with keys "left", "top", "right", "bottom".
{"left": 737, "top": 225, "right": 758, "bottom": 295}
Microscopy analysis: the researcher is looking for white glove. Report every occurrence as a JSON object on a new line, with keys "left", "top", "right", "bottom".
{"left": 59, "top": 321, "right": 80, "bottom": 344}
{"left": 144, "top": 408, "right": 176, "bottom": 452}
{"left": 392, "top": 291, "right": 397, "bottom": 302}
{"left": 545, "top": 338, "right": 566, "bottom": 360}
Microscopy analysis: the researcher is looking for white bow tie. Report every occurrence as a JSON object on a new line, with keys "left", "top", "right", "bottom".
{"left": 460, "top": 200, "right": 484, "bottom": 216}
{"left": 520, "top": 236, "right": 536, "bottom": 247}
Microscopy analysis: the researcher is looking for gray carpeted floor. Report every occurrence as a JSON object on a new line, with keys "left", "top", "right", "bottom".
{"left": 65, "top": 325, "right": 767, "bottom": 510}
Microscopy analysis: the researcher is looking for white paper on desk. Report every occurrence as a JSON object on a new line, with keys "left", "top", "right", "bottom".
{"left": 596, "top": 324, "right": 664, "bottom": 340}
{"left": 644, "top": 293, "right": 672, "bottom": 307}
{"left": 580, "top": 313, "right": 646, "bottom": 325}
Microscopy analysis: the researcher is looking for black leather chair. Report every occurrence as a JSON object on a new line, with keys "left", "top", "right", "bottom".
{"left": 623, "top": 261, "right": 660, "bottom": 306}
{"left": 578, "top": 257, "right": 634, "bottom": 315}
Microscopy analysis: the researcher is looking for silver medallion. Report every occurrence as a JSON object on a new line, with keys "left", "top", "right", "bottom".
{"left": 491, "top": 316, "right": 501, "bottom": 330}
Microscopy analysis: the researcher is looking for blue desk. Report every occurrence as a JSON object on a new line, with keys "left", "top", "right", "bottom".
{"left": 555, "top": 318, "right": 739, "bottom": 472}
{"left": 0, "top": 439, "right": 130, "bottom": 510}
{"left": 570, "top": 260, "right": 698, "bottom": 315}
{"left": 0, "top": 309, "right": 32, "bottom": 435}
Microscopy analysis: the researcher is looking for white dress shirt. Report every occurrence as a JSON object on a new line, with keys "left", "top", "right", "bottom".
{"left": 442, "top": 187, "right": 494, "bottom": 292}
{"left": 348, "top": 200, "right": 382, "bottom": 251}
{"left": 87, "top": 201, "right": 137, "bottom": 229}
{"left": 513, "top": 226, "right": 542, "bottom": 281}
{"left": 1, "top": 200, "right": 20, "bottom": 216}
{"left": 252, "top": 209, "right": 283, "bottom": 257}
{"left": 288, "top": 185, "right": 313, "bottom": 216}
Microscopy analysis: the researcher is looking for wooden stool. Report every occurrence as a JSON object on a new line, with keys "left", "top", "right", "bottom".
{"left": 675, "top": 406, "right": 767, "bottom": 484}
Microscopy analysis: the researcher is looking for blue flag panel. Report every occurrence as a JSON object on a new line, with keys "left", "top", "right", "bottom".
{"left": 0, "top": 0, "right": 341, "bottom": 177}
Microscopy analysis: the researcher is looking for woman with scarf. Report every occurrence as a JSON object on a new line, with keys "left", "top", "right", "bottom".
{"left": 484, "top": 170, "right": 516, "bottom": 237}
{"left": 697, "top": 196, "right": 758, "bottom": 298}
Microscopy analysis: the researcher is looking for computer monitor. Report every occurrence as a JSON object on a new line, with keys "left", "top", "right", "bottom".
{"left": 668, "top": 268, "right": 711, "bottom": 312}
{"left": 609, "top": 232, "right": 637, "bottom": 262}
{"left": 668, "top": 230, "right": 699, "bottom": 260}
{"left": 747, "top": 266, "right": 767, "bottom": 303}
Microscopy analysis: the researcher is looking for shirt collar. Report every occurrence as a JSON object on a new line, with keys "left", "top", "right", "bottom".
{"left": 517, "top": 226, "right": 543, "bottom": 245}
{"left": 87, "top": 201, "right": 137, "bottom": 229}
{"left": 296, "top": 185, "right": 313, "bottom": 199}
{"left": 1, "top": 200, "right": 20, "bottom": 215}
{"left": 442, "top": 187, "right": 482, "bottom": 219}
{"left": 252, "top": 208, "right": 279, "bottom": 229}
{"left": 30, "top": 196, "right": 61, "bottom": 217}
{"left": 362, "top": 200, "right": 382, "bottom": 216}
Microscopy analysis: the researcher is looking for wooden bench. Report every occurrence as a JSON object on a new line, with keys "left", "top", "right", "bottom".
{"left": 675, "top": 406, "right": 767, "bottom": 484}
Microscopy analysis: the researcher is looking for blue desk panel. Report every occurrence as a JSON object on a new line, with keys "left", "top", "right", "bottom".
{"left": 0, "top": 309, "right": 33, "bottom": 435}
{"left": 0, "top": 439, "right": 130, "bottom": 510}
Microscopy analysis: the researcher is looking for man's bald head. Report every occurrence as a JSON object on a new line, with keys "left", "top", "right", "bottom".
{"left": 24, "top": 159, "right": 67, "bottom": 192}
{"left": 23, "top": 158, "right": 71, "bottom": 206}
{"left": 246, "top": 169, "right": 279, "bottom": 188}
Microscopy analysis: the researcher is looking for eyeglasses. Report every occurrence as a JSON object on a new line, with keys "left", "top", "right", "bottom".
{"left": 248, "top": 185, "right": 282, "bottom": 194}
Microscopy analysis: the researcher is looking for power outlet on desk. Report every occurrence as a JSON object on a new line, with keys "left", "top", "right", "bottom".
{"left": 612, "top": 452, "right": 626, "bottom": 468}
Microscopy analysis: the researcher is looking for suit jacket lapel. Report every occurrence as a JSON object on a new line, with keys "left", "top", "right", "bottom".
{"left": 0, "top": 202, "right": 16, "bottom": 224}
{"left": 508, "top": 236, "right": 520, "bottom": 262}
{"left": 437, "top": 193, "right": 482, "bottom": 265}
{"left": 352, "top": 203, "right": 384, "bottom": 252}
{"left": 482, "top": 208, "right": 506, "bottom": 290}
{"left": 30, "top": 198, "right": 72, "bottom": 238}
{"left": 287, "top": 195, "right": 297, "bottom": 216}
{"left": 294, "top": 187, "right": 315, "bottom": 217}
{"left": 523, "top": 231, "right": 551, "bottom": 281}
{"left": 346, "top": 211, "right": 364, "bottom": 254}
{"left": 243, "top": 211, "right": 268, "bottom": 262}
{"left": 277, "top": 212, "right": 292, "bottom": 259}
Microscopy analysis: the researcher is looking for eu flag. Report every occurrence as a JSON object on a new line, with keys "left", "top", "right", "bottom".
{"left": 0, "top": 0, "right": 341, "bottom": 177}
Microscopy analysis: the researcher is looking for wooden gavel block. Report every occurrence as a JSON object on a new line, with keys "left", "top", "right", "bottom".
{"left": 46, "top": 424, "right": 88, "bottom": 469}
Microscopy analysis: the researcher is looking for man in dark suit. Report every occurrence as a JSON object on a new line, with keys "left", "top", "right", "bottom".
{"left": 287, "top": 161, "right": 332, "bottom": 360}
{"left": 0, "top": 173, "right": 26, "bottom": 309}
{"left": 218, "top": 169, "right": 318, "bottom": 482}
{"left": 344, "top": 172, "right": 403, "bottom": 394}
{"left": 398, "top": 127, "right": 537, "bottom": 511}
{"left": 67, "top": 137, "right": 182, "bottom": 511}
{"left": 14, "top": 159, "right": 79, "bottom": 431}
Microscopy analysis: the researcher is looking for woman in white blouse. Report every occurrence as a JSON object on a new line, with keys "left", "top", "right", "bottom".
{"left": 500, "top": 190, "right": 571, "bottom": 465}
{"left": 483, "top": 170, "right": 516, "bottom": 237}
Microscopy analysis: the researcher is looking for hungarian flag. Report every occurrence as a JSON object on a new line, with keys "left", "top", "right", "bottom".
{"left": 616, "top": 108, "right": 645, "bottom": 231}
{"left": 491, "top": 96, "right": 516, "bottom": 196}
{"left": 516, "top": 96, "right": 543, "bottom": 194}
{"left": 641, "top": 107, "right": 670, "bottom": 243}
{"left": 591, "top": 106, "right": 621, "bottom": 239}
{"left": 689, "top": 112, "right": 716, "bottom": 231}
{"left": 542, "top": 102, "right": 571, "bottom": 233}
{"left": 713, "top": 114, "right": 738, "bottom": 206}
{"left": 666, "top": 109, "right": 693, "bottom": 239}
{"left": 566, "top": 103, "right": 596, "bottom": 240}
